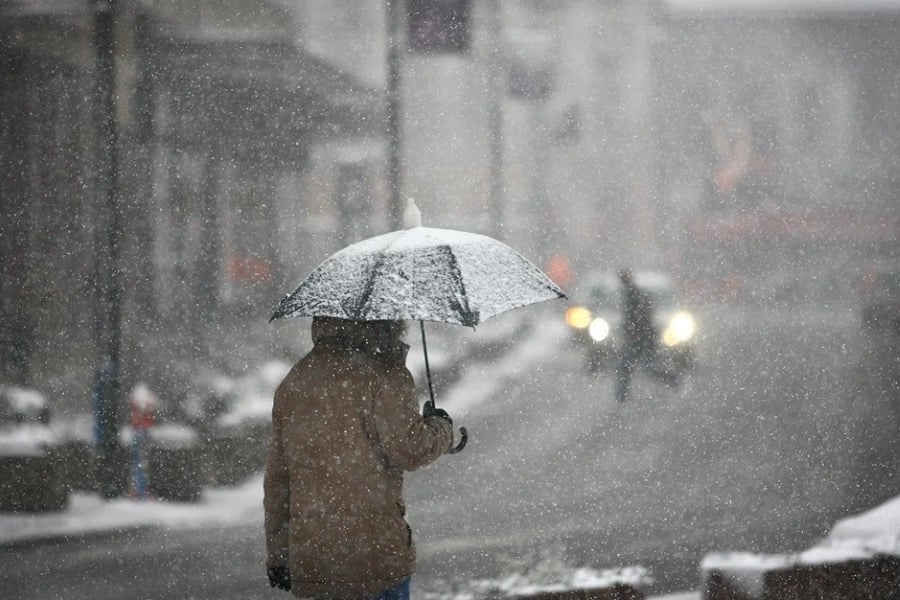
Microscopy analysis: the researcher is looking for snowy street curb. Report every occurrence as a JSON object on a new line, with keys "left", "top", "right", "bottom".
{"left": 0, "top": 474, "right": 265, "bottom": 548}
{"left": 0, "top": 525, "right": 154, "bottom": 550}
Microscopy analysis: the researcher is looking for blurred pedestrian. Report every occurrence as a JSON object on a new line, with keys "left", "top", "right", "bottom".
{"left": 264, "top": 317, "right": 454, "bottom": 599}
{"left": 129, "top": 383, "right": 157, "bottom": 499}
{"left": 614, "top": 268, "right": 678, "bottom": 403}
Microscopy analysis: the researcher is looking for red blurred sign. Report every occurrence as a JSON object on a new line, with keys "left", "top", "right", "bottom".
{"left": 228, "top": 254, "right": 272, "bottom": 285}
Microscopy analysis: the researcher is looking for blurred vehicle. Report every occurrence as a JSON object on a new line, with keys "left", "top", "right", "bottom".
{"left": 564, "top": 270, "right": 698, "bottom": 375}
{"left": 862, "top": 267, "right": 900, "bottom": 339}
{"left": 0, "top": 385, "right": 68, "bottom": 511}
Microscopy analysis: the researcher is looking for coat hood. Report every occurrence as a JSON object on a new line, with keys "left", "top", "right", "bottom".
{"left": 311, "top": 317, "right": 409, "bottom": 359}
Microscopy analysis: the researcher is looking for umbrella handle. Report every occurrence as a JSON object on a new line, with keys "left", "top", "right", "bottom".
{"left": 421, "top": 321, "right": 467, "bottom": 454}
{"left": 448, "top": 426, "right": 468, "bottom": 454}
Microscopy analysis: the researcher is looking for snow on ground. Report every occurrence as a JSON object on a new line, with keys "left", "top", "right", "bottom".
{"left": 491, "top": 565, "right": 651, "bottom": 595}
{"left": 0, "top": 423, "right": 58, "bottom": 457}
{"left": 440, "top": 312, "right": 567, "bottom": 416}
{"left": 422, "top": 565, "right": 659, "bottom": 600}
{"left": 828, "top": 494, "right": 900, "bottom": 546}
{"left": 0, "top": 474, "right": 264, "bottom": 545}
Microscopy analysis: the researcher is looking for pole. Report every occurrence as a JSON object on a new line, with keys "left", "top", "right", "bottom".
{"left": 93, "top": 0, "right": 124, "bottom": 499}
{"left": 486, "top": 0, "right": 504, "bottom": 240}
{"left": 386, "top": 0, "right": 403, "bottom": 230}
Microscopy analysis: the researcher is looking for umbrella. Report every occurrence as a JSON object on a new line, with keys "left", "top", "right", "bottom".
{"left": 271, "top": 217, "right": 566, "bottom": 452}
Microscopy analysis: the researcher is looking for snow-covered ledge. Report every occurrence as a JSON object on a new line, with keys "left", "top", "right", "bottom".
{"left": 701, "top": 494, "right": 900, "bottom": 599}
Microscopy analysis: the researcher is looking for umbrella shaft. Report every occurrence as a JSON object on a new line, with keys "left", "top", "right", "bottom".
{"left": 420, "top": 321, "right": 437, "bottom": 405}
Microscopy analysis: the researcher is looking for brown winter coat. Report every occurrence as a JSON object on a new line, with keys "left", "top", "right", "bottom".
{"left": 264, "top": 318, "right": 453, "bottom": 599}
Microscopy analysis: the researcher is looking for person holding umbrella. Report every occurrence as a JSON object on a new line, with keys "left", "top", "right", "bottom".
{"left": 264, "top": 316, "right": 454, "bottom": 599}
{"left": 266, "top": 207, "right": 565, "bottom": 598}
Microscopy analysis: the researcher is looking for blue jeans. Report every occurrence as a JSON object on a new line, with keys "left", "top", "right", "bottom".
{"left": 367, "top": 578, "right": 410, "bottom": 600}
{"left": 131, "top": 429, "right": 150, "bottom": 498}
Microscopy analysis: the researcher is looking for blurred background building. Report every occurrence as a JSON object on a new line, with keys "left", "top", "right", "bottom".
{"left": 1, "top": 0, "right": 899, "bottom": 414}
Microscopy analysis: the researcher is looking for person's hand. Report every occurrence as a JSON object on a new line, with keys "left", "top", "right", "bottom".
{"left": 268, "top": 566, "right": 291, "bottom": 591}
{"left": 423, "top": 400, "right": 452, "bottom": 426}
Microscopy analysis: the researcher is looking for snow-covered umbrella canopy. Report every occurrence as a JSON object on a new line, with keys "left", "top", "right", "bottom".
{"left": 271, "top": 226, "right": 566, "bottom": 327}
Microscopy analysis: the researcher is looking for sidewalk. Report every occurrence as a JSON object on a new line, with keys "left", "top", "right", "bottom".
{"left": 0, "top": 473, "right": 265, "bottom": 547}
{"left": 9, "top": 456, "right": 899, "bottom": 597}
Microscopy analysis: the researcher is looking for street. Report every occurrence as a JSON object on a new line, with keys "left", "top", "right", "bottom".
{"left": 409, "top": 304, "right": 899, "bottom": 594}
{"left": 1, "top": 304, "right": 897, "bottom": 598}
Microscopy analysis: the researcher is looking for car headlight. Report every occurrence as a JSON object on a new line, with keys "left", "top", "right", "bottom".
{"left": 588, "top": 318, "right": 610, "bottom": 342}
{"left": 565, "top": 306, "right": 592, "bottom": 329}
{"left": 662, "top": 311, "right": 696, "bottom": 347}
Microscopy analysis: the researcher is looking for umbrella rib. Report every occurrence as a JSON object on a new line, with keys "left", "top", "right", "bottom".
{"left": 348, "top": 229, "right": 414, "bottom": 320}
{"left": 439, "top": 244, "right": 476, "bottom": 326}
{"left": 352, "top": 253, "right": 387, "bottom": 320}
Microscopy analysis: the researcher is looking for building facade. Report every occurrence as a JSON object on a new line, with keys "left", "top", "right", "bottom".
{"left": 2, "top": 0, "right": 899, "bottom": 412}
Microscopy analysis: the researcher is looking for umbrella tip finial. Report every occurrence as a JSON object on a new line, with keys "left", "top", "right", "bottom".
{"left": 403, "top": 197, "right": 422, "bottom": 229}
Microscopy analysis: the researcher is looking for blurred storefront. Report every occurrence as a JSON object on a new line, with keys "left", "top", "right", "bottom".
{"left": 654, "top": 0, "right": 900, "bottom": 304}
{"left": 0, "top": 0, "right": 384, "bottom": 410}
